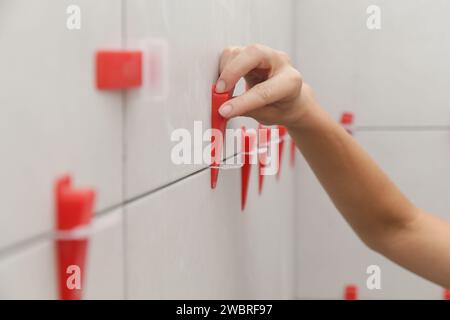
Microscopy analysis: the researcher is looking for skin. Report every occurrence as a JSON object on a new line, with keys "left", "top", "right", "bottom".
{"left": 216, "top": 44, "right": 450, "bottom": 289}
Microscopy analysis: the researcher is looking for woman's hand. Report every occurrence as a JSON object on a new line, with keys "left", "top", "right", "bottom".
{"left": 216, "top": 44, "right": 312, "bottom": 128}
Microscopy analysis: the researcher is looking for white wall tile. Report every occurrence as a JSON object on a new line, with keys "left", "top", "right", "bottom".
{"left": 0, "top": 209, "right": 125, "bottom": 299}
{"left": 84, "top": 210, "right": 125, "bottom": 300}
{"left": 0, "top": 240, "right": 57, "bottom": 299}
{"left": 295, "top": 131, "right": 449, "bottom": 299}
{"left": 125, "top": 166, "right": 245, "bottom": 299}
{"left": 124, "top": 0, "right": 294, "bottom": 199}
{"left": 295, "top": 0, "right": 365, "bottom": 122}
{"left": 295, "top": 0, "right": 450, "bottom": 126}
{"left": 125, "top": 146, "right": 296, "bottom": 299}
{"left": 240, "top": 137, "right": 297, "bottom": 299}
{"left": 0, "top": 0, "right": 123, "bottom": 249}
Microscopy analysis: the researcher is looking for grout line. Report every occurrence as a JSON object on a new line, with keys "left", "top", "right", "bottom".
{"left": 0, "top": 147, "right": 239, "bottom": 257}
{"left": 121, "top": 151, "right": 240, "bottom": 208}
{"left": 0, "top": 160, "right": 224, "bottom": 259}
{"left": 0, "top": 134, "right": 305, "bottom": 258}
{"left": 96, "top": 202, "right": 125, "bottom": 216}
{"left": 123, "top": 166, "right": 210, "bottom": 206}
{"left": 0, "top": 232, "right": 53, "bottom": 260}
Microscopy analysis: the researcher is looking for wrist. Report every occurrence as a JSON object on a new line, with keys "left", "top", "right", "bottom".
{"left": 286, "top": 83, "right": 322, "bottom": 131}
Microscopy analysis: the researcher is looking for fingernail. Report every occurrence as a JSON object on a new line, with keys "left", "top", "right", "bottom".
{"left": 219, "top": 104, "right": 233, "bottom": 117}
{"left": 215, "top": 79, "right": 226, "bottom": 93}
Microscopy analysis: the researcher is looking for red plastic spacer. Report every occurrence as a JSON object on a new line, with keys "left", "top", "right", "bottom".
{"left": 211, "top": 85, "right": 232, "bottom": 189}
{"left": 56, "top": 176, "right": 95, "bottom": 230}
{"left": 340, "top": 112, "right": 354, "bottom": 125}
{"left": 258, "top": 124, "right": 271, "bottom": 195}
{"left": 444, "top": 289, "right": 450, "bottom": 300}
{"left": 340, "top": 112, "right": 355, "bottom": 135}
{"left": 241, "top": 127, "right": 256, "bottom": 211}
{"left": 290, "top": 138, "right": 296, "bottom": 167}
{"left": 55, "top": 175, "right": 95, "bottom": 300}
{"left": 96, "top": 50, "right": 142, "bottom": 90}
{"left": 344, "top": 285, "right": 358, "bottom": 300}
{"left": 277, "top": 125, "right": 287, "bottom": 180}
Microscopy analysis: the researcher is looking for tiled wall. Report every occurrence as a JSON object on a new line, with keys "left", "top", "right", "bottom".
{"left": 0, "top": 0, "right": 297, "bottom": 299}
{"left": 1, "top": 0, "right": 448, "bottom": 300}
{"left": 295, "top": 0, "right": 450, "bottom": 299}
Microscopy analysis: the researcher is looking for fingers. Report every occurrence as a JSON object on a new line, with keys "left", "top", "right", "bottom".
{"left": 219, "top": 46, "right": 240, "bottom": 74}
{"left": 216, "top": 44, "right": 273, "bottom": 94}
{"left": 218, "top": 67, "right": 301, "bottom": 118}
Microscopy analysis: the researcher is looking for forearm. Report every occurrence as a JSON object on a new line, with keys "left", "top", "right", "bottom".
{"left": 288, "top": 86, "right": 450, "bottom": 287}
{"left": 288, "top": 86, "right": 417, "bottom": 248}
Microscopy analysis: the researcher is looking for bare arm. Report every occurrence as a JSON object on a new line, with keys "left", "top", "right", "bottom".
{"left": 290, "top": 90, "right": 450, "bottom": 288}
{"left": 217, "top": 44, "right": 450, "bottom": 288}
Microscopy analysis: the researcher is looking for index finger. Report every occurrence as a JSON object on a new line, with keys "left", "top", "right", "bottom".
{"left": 215, "top": 44, "right": 273, "bottom": 94}
{"left": 218, "top": 68, "right": 300, "bottom": 118}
